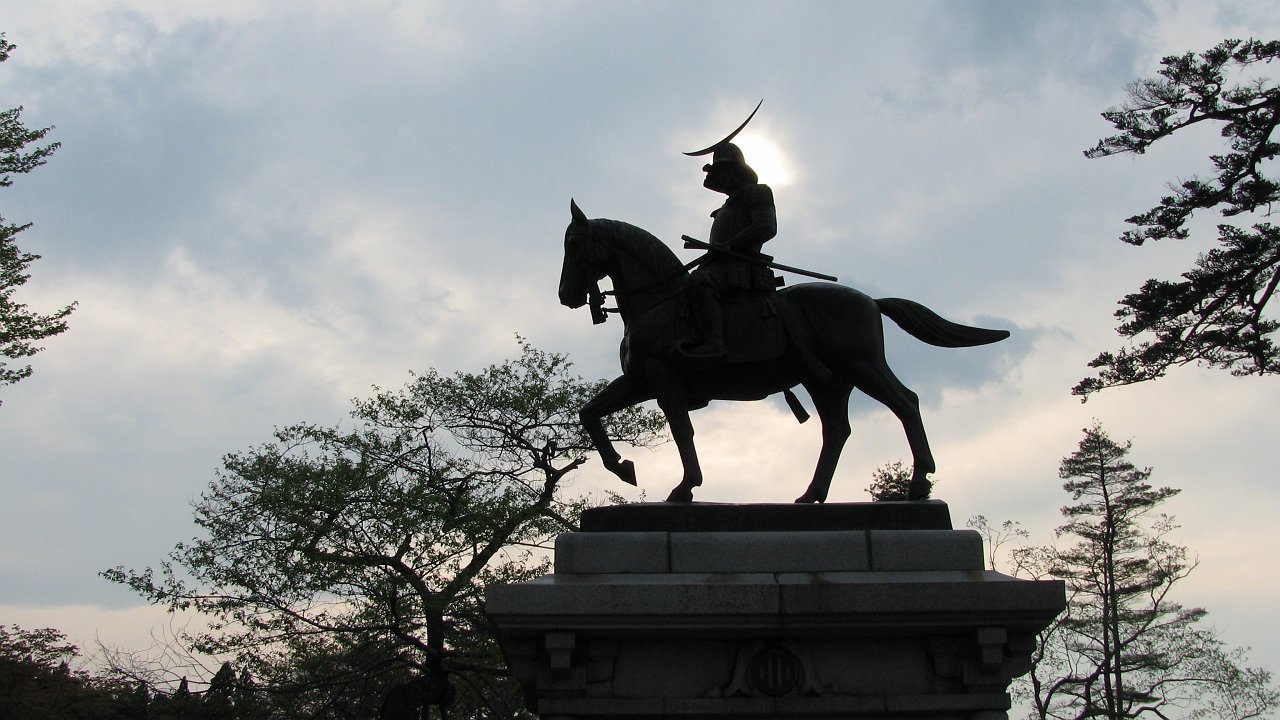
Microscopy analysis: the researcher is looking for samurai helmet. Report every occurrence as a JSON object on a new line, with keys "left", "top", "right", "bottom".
{"left": 685, "top": 99, "right": 763, "bottom": 185}
{"left": 701, "top": 142, "right": 757, "bottom": 184}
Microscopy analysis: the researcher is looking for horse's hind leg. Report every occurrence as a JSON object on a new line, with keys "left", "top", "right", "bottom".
{"left": 795, "top": 381, "right": 854, "bottom": 504}
{"left": 580, "top": 375, "right": 650, "bottom": 486}
{"left": 851, "top": 359, "right": 935, "bottom": 500}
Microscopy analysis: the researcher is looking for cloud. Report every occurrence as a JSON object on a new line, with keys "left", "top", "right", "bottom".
{"left": 4, "top": 0, "right": 1280, "bottom": 678}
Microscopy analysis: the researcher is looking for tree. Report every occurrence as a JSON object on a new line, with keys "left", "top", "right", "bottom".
{"left": 0, "top": 33, "right": 74, "bottom": 401}
{"left": 200, "top": 661, "right": 267, "bottom": 720}
{"left": 0, "top": 624, "right": 133, "bottom": 719}
{"left": 1019, "top": 423, "right": 1276, "bottom": 720}
{"left": 967, "top": 514, "right": 1029, "bottom": 572}
{"left": 865, "top": 460, "right": 934, "bottom": 500}
{"left": 148, "top": 676, "right": 203, "bottom": 720}
{"left": 105, "top": 341, "right": 665, "bottom": 719}
{"left": 1074, "top": 38, "right": 1280, "bottom": 397}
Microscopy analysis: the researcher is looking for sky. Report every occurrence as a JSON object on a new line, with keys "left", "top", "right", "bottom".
{"left": 2, "top": 0, "right": 1279, "bottom": 687}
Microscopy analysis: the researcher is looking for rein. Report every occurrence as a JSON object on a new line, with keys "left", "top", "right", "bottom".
{"left": 584, "top": 223, "right": 699, "bottom": 321}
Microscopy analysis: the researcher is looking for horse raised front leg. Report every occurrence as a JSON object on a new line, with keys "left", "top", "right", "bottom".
{"left": 795, "top": 381, "right": 854, "bottom": 504}
{"left": 579, "top": 375, "right": 650, "bottom": 487}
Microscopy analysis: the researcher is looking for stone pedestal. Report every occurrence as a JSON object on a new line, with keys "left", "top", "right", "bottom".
{"left": 486, "top": 501, "right": 1064, "bottom": 720}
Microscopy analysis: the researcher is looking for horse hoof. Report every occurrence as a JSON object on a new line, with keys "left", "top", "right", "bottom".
{"left": 794, "top": 492, "right": 825, "bottom": 504}
{"left": 907, "top": 476, "right": 931, "bottom": 501}
{"left": 616, "top": 460, "right": 637, "bottom": 487}
{"left": 666, "top": 487, "right": 694, "bottom": 503}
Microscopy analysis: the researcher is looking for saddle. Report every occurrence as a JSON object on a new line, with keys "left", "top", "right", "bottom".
{"left": 681, "top": 294, "right": 786, "bottom": 364}
{"left": 674, "top": 292, "right": 818, "bottom": 423}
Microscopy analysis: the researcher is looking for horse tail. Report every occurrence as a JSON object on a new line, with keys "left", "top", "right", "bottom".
{"left": 876, "top": 297, "right": 1009, "bottom": 348}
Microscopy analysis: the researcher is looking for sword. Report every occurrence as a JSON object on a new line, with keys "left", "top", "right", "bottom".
{"left": 681, "top": 236, "right": 838, "bottom": 282}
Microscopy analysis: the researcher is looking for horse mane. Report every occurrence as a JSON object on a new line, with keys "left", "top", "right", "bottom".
{"left": 589, "top": 218, "right": 687, "bottom": 287}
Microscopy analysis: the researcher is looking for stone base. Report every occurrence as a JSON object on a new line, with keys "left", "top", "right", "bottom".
{"left": 486, "top": 502, "right": 1064, "bottom": 720}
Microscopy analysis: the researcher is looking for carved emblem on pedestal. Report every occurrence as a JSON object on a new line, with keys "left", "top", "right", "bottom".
{"left": 718, "top": 641, "right": 822, "bottom": 698}
{"left": 748, "top": 644, "right": 804, "bottom": 696}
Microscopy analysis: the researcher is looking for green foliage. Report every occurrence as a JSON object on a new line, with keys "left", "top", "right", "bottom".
{"left": 104, "top": 341, "right": 665, "bottom": 718}
{"left": 0, "top": 32, "right": 74, "bottom": 400}
{"left": 1076, "top": 39, "right": 1280, "bottom": 397}
{"left": 0, "top": 624, "right": 135, "bottom": 719}
{"left": 1016, "top": 424, "right": 1277, "bottom": 720}
{"left": 1079, "top": 223, "right": 1280, "bottom": 394}
{"left": 866, "top": 460, "right": 932, "bottom": 500}
{"left": 196, "top": 662, "right": 267, "bottom": 720}
{"left": 1085, "top": 40, "right": 1280, "bottom": 240}
{"left": 9, "top": 625, "right": 275, "bottom": 720}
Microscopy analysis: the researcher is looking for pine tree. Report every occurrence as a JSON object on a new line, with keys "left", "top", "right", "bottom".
{"left": 1075, "top": 38, "right": 1280, "bottom": 396}
{"left": 204, "top": 662, "right": 235, "bottom": 718}
{"left": 0, "top": 33, "right": 74, "bottom": 401}
{"left": 1025, "top": 423, "right": 1276, "bottom": 720}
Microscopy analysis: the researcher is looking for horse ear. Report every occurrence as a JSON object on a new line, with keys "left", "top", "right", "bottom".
{"left": 570, "top": 198, "right": 588, "bottom": 226}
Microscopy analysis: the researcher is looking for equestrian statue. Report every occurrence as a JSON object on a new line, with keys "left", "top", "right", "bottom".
{"left": 558, "top": 103, "right": 1009, "bottom": 503}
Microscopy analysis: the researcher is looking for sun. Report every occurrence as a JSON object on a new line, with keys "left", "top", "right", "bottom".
{"left": 733, "top": 132, "right": 796, "bottom": 187}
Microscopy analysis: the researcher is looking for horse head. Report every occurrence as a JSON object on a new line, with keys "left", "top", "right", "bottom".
{"left": 559, "top": 199, "right": 608, "bottom": 310}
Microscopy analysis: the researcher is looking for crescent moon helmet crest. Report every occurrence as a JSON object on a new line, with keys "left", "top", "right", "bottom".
{"left": 683, "top": 99, "right": 763, "bottom": 157}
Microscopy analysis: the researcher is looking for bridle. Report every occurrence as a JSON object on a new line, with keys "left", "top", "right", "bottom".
{"left": 571, "top": 222, "right": 701, "bottom": 325}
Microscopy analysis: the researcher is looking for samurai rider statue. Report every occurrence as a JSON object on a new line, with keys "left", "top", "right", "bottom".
{"left": 681, "top": 101, "right": 779, "bottom": 359}
{"left": 560, "top": 101, "right": 1012, "bottom": 502}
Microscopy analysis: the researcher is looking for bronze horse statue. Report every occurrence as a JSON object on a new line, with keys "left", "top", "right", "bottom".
{"left": 558, "top": 200, "right": 1008, "bottom": 503}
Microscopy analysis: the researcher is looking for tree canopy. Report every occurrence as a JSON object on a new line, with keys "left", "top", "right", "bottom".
{"left": 0, "top": 624, "right": 156, "bottom": 719}
{"left": 0, "top": 32, "right": 74, "bottom": 401}
{"left": 865, "top": 460, "right": 933, "bottom": 501}
{"left": 104, "top": 341, "right": 665, "bottom": 718}
{"left": 1075, "top": 38, "right": 1280, "bottom": 397}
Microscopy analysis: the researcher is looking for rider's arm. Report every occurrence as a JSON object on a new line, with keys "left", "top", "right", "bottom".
{"left": 729, "top": 184, "right": 777, "bottom": 252}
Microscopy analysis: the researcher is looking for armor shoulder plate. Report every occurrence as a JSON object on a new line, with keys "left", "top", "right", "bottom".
{"left": 743, "top": 184, "right": 775, "bottom": 208}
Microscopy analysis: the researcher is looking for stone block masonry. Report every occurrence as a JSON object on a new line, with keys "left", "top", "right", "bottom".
{"left": 486, "top": 502, "right": 1064, "bottom": 720}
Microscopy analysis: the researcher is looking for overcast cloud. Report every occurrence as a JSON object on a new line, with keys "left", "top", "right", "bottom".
{"left": 2, "top": 0, "right": 1279, "bottom": 678}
